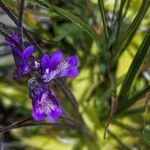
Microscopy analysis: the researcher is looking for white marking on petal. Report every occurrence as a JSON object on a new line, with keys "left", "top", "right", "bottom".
{"left": 43, "top": 68, "right": 58, "bottom": 82}
{"left": 42, "top": 61, "right": 69, "bottom": 82}
{"left": 34, "top": 61, "right": 40, "bottom": 69}
{"left": 36, "top": 92, "right": 57, "bottom": 115}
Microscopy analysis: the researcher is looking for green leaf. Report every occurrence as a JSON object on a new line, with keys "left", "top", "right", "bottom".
{"left": 117, "top": 107, "right": 144, "bottom": 117}
{"left": 112, "top": 0, "right": 150, "bottom": 65}
{"left": 114, "top": 121, "right": 150, "bottom": 146}
{"left": 117, "top": 30, "right": 150, "bottom": 109}
{"left": 118, "top": 85, "right": 150, "bottom": 112}
{"left": 113, "top": 0, "right": 126, "bottom": 49}
{"left": 97, "top": 0, "right": 109, "bottom": 40}
{"left": 30, "top": 0, "right": 101, "bottom": 48}
{"left": 108, "top": 130, "right": 130, "bottom": 150}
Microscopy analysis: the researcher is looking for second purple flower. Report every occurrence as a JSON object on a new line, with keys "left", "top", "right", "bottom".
{"left": 28, "top": 78, "right": 64, "bottom": 122}
{"left": 40, "top": 50, "right": 79, "bottom": 83}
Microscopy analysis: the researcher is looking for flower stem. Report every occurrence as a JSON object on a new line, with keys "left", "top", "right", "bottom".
{"left": 54, "top": 79, "right": 83, "bottom": 121}
{"left": 0, "top": 117, "right": 32, "bottom": 134}
{"left": 0, "top": 1, "right": 43, "bottom": 55}
{"left": 0, "top": 29, "right": 18, "bottom": 46}
{"left": 97, "top": 0, "right": 109, "bottom": 41}
{"left": 54, "top": 79, "right": 95, "bottom": 140}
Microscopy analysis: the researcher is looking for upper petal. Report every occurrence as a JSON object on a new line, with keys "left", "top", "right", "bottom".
{"left": 11, "top": 34, "right": 19, "bottom": 43}
{"left": 42, "top": 69, "right": 58, "bottom": 83}
{"left": 14, "top": 64, "right": 30, "bottom": 80}
{"left": 32, "top": 107, "right": 45, "bottom": 121}
{"left": 60, "top": 67, "right": 78, "bottom": 78}
{"left": 49, "top": 50, "right": 64, "bottom": 70}
{"left": 31, "top": 94, "right": 45, "bottom": 121}
{"left": 41, "top": 53, "right": 51, "bottom": 70}
{"left": 23, "top": 45, "right": 35, "bottom": 60}
{"left": 65, "top": 56, "right": 79, "bottom": 67}
{"left": 46, "top": 90, "right": 63, "bottom": 122}
{"left": 47, "top": 106, "right": 63, "bottom": 122}
{"left": 5, "top": 34, "right": 18, "bottom": 48}
{"left": 10, "top": 47, "right": 30, "bottom": 79}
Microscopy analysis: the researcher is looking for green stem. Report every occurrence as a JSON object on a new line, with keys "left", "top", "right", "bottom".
{"left": 113, "top": 0, "right": 125, "bottom": 50}
{"left": 117, "top": 30, "right": 150, "bottom": 108}
{"left": 112, "top": 0, "right": 150, "bottom": 65}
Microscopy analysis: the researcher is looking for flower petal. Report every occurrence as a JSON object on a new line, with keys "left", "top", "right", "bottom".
{"left": 65, "top": 56, "right": 79, "bottom": 66}
{"left": 47, "top": 107, "right": 63, "bottom": 122}
{"left": 49, "top": 50, "right": 63, "bottom": 70}
{"left": 32, "top": 108, "right": 45, "bottom": 121}
{"left": 31, "top": 96, "right": 45, "bottom": 121}
{"left": 61, "top": 68, "right": 78, "bottom": 77}
{"left": 28, "top": 79, "right": 63, "bottom": 122}
{"left": 46, "top": 90, "right": 63, "bottom": 122}
{"left": 14, "top": 65, "right": 30, "bottom": 80}
{"left": 9, "top": 47, "right": 30, "bottom": 79}
{"left": 5, "top": 35, "right": 18, "bottom": 48}
{"left": 11, "top": 34, "right": 19, "bottom": 43}
{"left": 23, "top": 45, "right": 35, "bottom": 60}
{"left": 41, "top": 53, "right": 51, "bottom": 70}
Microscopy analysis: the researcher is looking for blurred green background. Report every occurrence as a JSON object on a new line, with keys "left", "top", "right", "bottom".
{"left": 0, "top": 0, "right": 150, "bottom": 149}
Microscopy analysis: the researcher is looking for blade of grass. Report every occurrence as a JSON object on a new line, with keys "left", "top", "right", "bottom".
{"left": 113, "top": 0, "right": 126, "bottom": 49}
{"left": 122, "top": 0, "right": 131, "bottom": 19}
{"left": 108, "top": 130, "right": 130, "bottom": 150}
{"left": 116, "top": 107, "right": 145, "bottom": 118}
{"left": 111, "top": 0, "right": 118, "bottom": 27}
{"left": 142, "top": 92, "right": 150, "bottom": 133}
{"left": 117, "top": 85, "right": 150, "bottom": 112}
{"left": 30, "top": 0, "right": 101, "bottom": 48}
{"left": 113, "top": 121, "right": 150, "bottom": 146}
{"left": 112, "top": 0, "right": 150, "bottom": 65}
{"left": 103, "top": 95, "right": 117, "bottom": 139}
{"left": 113, "top": 121, "right": 140, "bottom": 135}
{"left": 117, "top": 30, "right": 150, "bottom": 109}
{"left": 97, "top": 0, "right": 109, "bottom": 41}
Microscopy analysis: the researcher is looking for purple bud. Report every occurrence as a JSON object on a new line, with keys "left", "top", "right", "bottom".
{"left": 5, "top": 34, "right": 35, "bottom": 79}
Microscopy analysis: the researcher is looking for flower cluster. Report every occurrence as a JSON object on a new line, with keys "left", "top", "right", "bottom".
{"left": 6, "top": 34, "right": 79, "bottom": 122}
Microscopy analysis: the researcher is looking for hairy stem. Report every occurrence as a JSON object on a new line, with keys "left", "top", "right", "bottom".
{"left": 0, "top": 1, "right": 43, "bottom": 55}
{"left": 54, "top": 79, "right": 83, "bottom": 122}
{"left": 0, "top": 117, "right": 32, "bottom": 134}
{"left": 0, "top": 115, "right": 94, "bottom": 139}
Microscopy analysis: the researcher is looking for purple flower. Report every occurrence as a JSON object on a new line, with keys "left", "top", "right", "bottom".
{"left": 40, "top": 50, "right": 79, "bottom": 83}
{"left": 28, "top": 78, "right": 64, "bottom": 122}
{"left": 5, "top": 34, "right": 35, "bottom": 79}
